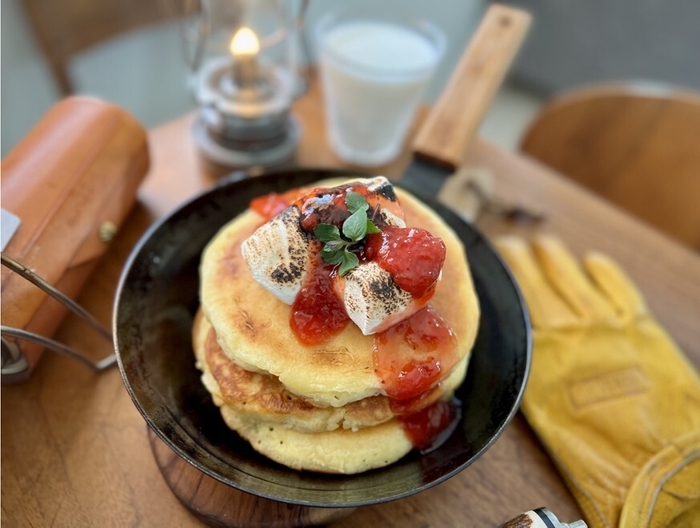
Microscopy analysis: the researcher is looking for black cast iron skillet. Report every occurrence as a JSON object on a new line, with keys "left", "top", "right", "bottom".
{"left": 113, "top": 168, "right": 531, "bottom": 507}
{"left": 114, "top": 5, "right": 532, "bottom": 508}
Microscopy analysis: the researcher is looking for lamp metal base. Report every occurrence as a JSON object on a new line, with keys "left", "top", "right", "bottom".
{"left": 193, "top": 117, "right": 301, "bottom": 171}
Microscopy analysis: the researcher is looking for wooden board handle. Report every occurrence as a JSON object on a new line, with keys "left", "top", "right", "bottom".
{"left": 412, "top": 4, "right": 531, "bottom": 170}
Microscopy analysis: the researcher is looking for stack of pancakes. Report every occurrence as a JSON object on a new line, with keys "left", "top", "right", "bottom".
{"left": 193, "top": 181, "right": 480, "bottom": 474}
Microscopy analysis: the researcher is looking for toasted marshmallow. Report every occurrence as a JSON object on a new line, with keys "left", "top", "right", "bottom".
{"left": 364, "top": 176, "right": 406, "bottom": 228}
{"left": 241, "top": 206, "right": 308, "bottom": 304}
{"left": 342, "top": 262, "right": 432, "bottom": 335}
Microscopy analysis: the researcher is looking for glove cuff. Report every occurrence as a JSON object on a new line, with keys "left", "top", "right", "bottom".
{"left": 620, "top": 430, "right": 700, "bottom": 527}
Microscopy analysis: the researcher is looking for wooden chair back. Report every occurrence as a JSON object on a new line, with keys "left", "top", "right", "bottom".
{"left": 20, "top": 0, "right": 176, "bottom": 95}
{"left": 520, "top": 83, "right": 700, "bottom": 251}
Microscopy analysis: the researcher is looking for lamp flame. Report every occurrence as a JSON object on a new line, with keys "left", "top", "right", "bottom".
{"left": 230, "top": 27, "right": 260, "bottom": 57}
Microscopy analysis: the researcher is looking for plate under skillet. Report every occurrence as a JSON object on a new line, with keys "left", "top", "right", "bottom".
{"left": 114, "top": 168, "right": 531, "bottom": 508}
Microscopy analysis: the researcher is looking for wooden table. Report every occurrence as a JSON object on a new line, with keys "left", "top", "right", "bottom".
{"left": 3, "top": 80, "right": 700, "bottom": 527}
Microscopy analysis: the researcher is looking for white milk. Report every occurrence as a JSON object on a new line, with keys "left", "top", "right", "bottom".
{"left": 317, "top": 19, "right": 444, "bottom": 166}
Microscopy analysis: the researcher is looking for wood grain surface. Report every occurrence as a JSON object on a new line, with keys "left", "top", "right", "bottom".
{"left": 2, "top": 79, "right": 700, "bottom": 527}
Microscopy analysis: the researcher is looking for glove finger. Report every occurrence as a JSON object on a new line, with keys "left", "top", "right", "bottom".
{"left": 533, "top": 236, "right": 621, "bottom": 326}
{"left": 584, "top": 252, "right": 648, "bottom": 322}
{"left": 495, "top": 236, "right": 581, "bottom": 329}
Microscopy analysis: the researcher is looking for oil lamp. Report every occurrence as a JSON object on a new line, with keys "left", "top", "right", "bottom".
{"left": 186, "top": 0, "right": 309, "bottom": 171}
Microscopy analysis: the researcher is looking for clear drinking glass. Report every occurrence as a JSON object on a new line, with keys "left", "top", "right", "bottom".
{"left": 315, "top": 7, "right": 446, "bottom": 167}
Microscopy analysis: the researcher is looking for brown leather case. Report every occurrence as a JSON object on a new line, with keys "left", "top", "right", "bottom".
{"left": 1, "top": 96, "right": 149, "bottom": 377}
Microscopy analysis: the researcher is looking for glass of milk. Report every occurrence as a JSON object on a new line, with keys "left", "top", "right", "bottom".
{"left": 315, "top": 8, "right": 445, "bottom": 167}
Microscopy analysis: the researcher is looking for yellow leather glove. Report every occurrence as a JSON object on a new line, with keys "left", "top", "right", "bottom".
{"left": 495, "top": 236, "right": 700, "bottom": 528}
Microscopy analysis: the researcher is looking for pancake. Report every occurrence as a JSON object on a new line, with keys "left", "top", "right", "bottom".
{"left": 200, "top": 181, "right": 480, "bottom": 407}
{"left": 193, "top": 311, "right": 415, "bottom": 473}
{"left": 219, "top": 406, "right": 413, "bottom": 474}
{"left": 193, "top": 310, "right": 469, "bottom": 433}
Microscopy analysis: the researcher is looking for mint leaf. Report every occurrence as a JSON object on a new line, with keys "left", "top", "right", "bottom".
{"left": 313, "top": 190, "right": 382, "bottom": 276}
{"left": 342, "top": 209, "right": 368, "bottom": 241}
{"left": 315, "top": 223, "right": 341, "bottom": 243}
{"left": 365, "top": 219, "right": 381, "bottom": 235}
{"left": 346, "top": 191, "right": 369, "bottom": 214}
{"left": 321, "top": 247, "right": 345, "bottom": 265}
{"left": 323, "top": 240, "right": 344, "bottom": 252}
{"left": 339, "top": 249, "right": 359, "bottom": 276}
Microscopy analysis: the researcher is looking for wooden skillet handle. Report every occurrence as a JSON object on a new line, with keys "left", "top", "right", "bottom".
{"left": 412, "top": 4, "right": 531, "bottom": 170}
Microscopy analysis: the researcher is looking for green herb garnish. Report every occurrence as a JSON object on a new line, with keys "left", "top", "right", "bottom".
{"left": 314, "top": 191, "right": 380, "bottom": 276}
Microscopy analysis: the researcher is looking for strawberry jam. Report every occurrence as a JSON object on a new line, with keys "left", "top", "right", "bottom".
{"left": 364, "top": 227, "right": 446, "bottom": 297}
{"left": 373, "top": 306, "right": 460, "bottom": 405}
{"left": 294, "top": 183, "right": 404, "bottom": 233}
{"left": 250, "top": 193, "right": 292, "bottom": 221}
{"left": 400, "top": 398, "right": 462, "bottom": 453}
{"left": 290, "top": 255, "right": 349, "bottom": 345}
{"left": 375, "top": 307, "right": 462, "bottom": 452}
{"left": 296, "top": 185, "right": 354, "bottom": 233}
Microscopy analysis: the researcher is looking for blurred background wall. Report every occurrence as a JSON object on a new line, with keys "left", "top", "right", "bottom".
{"left": 2, "top": 0, "right": 699, "bottom": 158}
{"left": 505, "top": 0, "right": 700, "bottom": 95}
